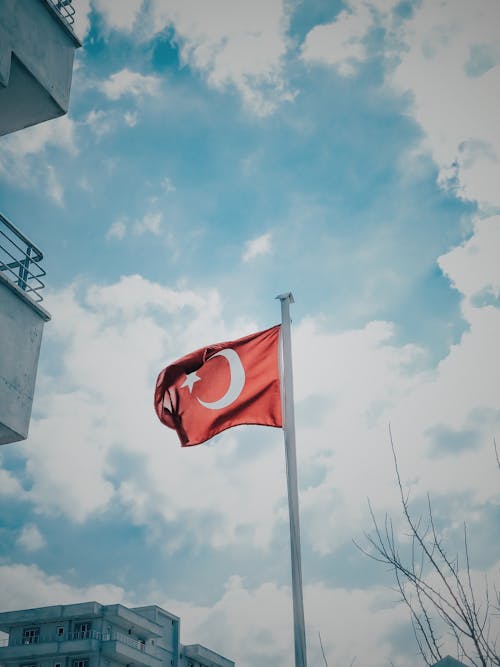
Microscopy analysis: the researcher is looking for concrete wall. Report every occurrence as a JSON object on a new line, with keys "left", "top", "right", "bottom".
{"left": 0, "top": 604, "right": 103, "bottom": 631}
{"left": 0, "top": 276, "right": 50, "bottom": 445}
{"left": 0, "top": 0, "right": 81, "bottom": 135}
{"left": 133, "top": 607, "right": 180, "bottom": 667}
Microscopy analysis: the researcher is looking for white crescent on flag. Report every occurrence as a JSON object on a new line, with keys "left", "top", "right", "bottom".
{"left": 197, "top": 348, "right": 246, "bottom": 410}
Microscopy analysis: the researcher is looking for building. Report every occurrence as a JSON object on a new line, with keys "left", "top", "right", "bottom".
{"left": 431, "top": 657, "right": 468, "bottom": 667}
{"left": 0, "top": 0, "right": 81, "bottom": 136}
{"left": 0, "top": 603, "right": 235, "bottom": 667}
{"left": 0, "top": 0, "right": 81, "bottom": 445}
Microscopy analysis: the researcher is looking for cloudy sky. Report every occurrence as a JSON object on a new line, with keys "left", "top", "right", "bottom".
{"left": 1, "top": 0, "right": 500, "bottom": 665}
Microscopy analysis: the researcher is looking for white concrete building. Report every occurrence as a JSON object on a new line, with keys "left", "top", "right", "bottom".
{"left": 0, "top": 0, "right": 81, "bottom": 136}
{"left": 0, "top": 0, "right": 80, "bottom": 444}
{"left": 0, "top": 603, "right": 234, "bottom": 667}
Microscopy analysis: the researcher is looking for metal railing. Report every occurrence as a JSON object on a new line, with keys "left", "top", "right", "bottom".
{"left": 0, "top": 213, "right": 46, "bottom": 303}
{"left": 114, "top": 632, "right": 146, "bottom": 652}
{"left": 46, "top": 0, "right": 76, "bottom": 26}
{"left": 0, "top": 631, "right": 148, "bottom": 654}
{"left": 66, "top": 631, "right": 100, "bottom": 641}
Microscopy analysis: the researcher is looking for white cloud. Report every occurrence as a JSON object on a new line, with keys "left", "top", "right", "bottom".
{"left": 16, "top": 524, "right": 46, "bottom": 552}
{"left": 25, "top": 389, "right": 116, "bottom": 522}
{"left": 158, "top": 0, "right": 294, "bottom": 114}
{"left": 91, "top": 0, "right": 292, "bottom": 115}
{"left": 389, "top": 0, "right": 500, "bottom": 211}
{"left": 78, "top": 176, "right": 92, "bottom": 192}
{"left": 0, "top": 468, "right": 26, "bottom": 497}
{"left": 0, "top": 116, "right": 77, "bottom": 202}
{"left": 85, "top": 108, "right": 114, "bottom": 137}
{"left": 169, "top": 577, "right": 293, "bottom": 667}
{"left": 161, "top": 176, "right": 176, "bottom": 193}
{"left": 72, "top": 0, "right": 92, "bottom": 41}
{"left": 167, "top": 574, "right": 457, "bottom": 667}
{"left": 300, "top": 0, "right": 399, "bottom": 75}
{"left": 290, "top": 262, "right": 500, "bottom": 555}
{"left": 302, "top": 1, "right": 500, "bottom": 212}
{"left": 439, "top": 215, "right": 500, "bottom": 306}
{"left": 92, "top": 0, "right": 143, "bottom": 34}
{"left": 242, "top": 232, "right": 272, "bottom": 262}
{"left": 123, "top": 110, "right": 138, "bottom": 127}
{"left": 46, "top": 165, "right": 64, "bottom": 206}
{"left": 133, "top": 212, "right": 162, "bottom": 236}
{"left": 99, "top": 68, "right": 161, "bottom": 100}
{"left": 106, "top": 213, "right": 163, "bottom": 240}
{"left": 2, "top": 115, "right": 77, "bottom": 158}
{"left": 0, "top": 564, "right": 127, "bottom": 611}
{"left": 301, "top": 4, "right": 373, "bottom": 76}
{"left": 106, "top": 220, "right": 127, "bottom": 241}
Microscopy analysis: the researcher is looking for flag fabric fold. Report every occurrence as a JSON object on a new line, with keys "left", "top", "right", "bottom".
{"left": 154, "top": 325, "right": 282, "bottom": 446}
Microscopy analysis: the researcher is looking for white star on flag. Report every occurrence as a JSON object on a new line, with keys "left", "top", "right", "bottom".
{"left": 180, "top": 371, "right": 201, "bottom": 393}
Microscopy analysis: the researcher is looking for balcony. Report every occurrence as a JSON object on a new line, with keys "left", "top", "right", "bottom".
{"left": 102, "top": 633, "right": 161, "bottom": 667}
{"left": 0, "top": 633, "right": 100, "bottom": 660}
{"left": 0, "top": 0, "right": 81, "bottom": 136}
{"left": 0, "top": 631, "right": 161, "bottom": 667}
{"left": 0, "top": 213, "right": 50, "bottom": 445}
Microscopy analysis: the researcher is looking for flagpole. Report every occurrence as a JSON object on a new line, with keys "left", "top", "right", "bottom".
{"left": 277, "top": 292, "right": 307, "bottom": 667}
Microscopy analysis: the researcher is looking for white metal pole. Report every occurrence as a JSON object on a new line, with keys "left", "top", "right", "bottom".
{"left": 276, "top": 292, "right": 307, "bottom": 667}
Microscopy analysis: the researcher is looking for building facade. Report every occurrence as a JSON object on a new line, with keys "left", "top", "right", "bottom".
{"left": 0, "top": 0, "right": 81, "bottom": 136}
{"left": 0, "top": 0, "right": 81, "bottom": 445}
{"left": 0, "top": 603, "right": 234, "bottom": 667}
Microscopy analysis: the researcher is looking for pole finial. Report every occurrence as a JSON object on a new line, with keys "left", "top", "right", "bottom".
{"left": 276, "top": 292, "right": 295, "bottom": 303}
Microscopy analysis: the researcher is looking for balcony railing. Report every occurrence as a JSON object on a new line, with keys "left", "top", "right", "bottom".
{"left": 0, "top": 630, "right": 148, "bottom": 654}
{"left": 46, "top": 0, "right": 76, "bottom": 26}
{"left": 114, "top": 632, "right": 147, "bottom": 652}
{"left": 0, "top": 213, "right": 46, "bottom": 303}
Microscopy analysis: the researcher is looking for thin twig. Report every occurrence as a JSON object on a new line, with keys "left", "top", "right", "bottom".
{"left": 318, "top": 631, "right": 328, "bottom": 667}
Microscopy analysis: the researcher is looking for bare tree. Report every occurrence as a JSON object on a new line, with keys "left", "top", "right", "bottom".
{"left": 355, "top": 429, "right": 500, "bottom": 667}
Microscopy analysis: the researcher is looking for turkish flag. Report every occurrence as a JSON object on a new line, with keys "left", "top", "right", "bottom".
{"left": 154, "top": 325, "right": 282, "bottom": 446}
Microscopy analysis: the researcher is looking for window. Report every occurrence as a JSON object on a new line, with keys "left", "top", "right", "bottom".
{"left": 75, "top": 623, "right": 91, "bottom": 639}
{"left": 56, "top": 627, "right": 64, "bottom": 638}
{"left": 72, "top": 660, "right": 88, "bottom": 667}
{"left": 54, "top": 662, "right": 62, "bottom": 667}
{"left": 23, "top": 628, "right": 40, "bottom": 645}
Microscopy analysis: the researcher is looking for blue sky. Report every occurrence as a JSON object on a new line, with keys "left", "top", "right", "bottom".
{"left": 1, "top": 1, "right": 500, "bottom": 666}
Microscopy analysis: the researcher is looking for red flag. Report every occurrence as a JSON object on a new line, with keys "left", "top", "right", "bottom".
{"left": 154, "top": 325, "right": 282, "bottom": 446}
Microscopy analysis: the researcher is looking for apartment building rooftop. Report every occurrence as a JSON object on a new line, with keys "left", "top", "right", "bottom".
{"left": 0, "top": 602, "right": 234, "bottom": 667}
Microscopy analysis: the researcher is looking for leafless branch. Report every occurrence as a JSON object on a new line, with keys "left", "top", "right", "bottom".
{"left": 318, "top": 631, "right": 328, "bottom": 667}
{"left": 355, "top": 426, "right": 500, "bottom": 666}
